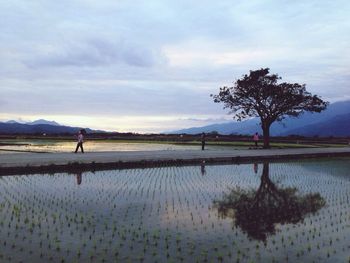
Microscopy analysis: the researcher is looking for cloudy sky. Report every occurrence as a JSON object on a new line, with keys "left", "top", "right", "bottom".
{"left": 1, "top": 0, "right": 349, "bottom": 132}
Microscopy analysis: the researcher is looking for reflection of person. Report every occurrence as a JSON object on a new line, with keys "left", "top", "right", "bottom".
{"left": 200, "top": 161, "right": 206, "bottom": 176}
{"left": 253, "top": 132, "right": 259, "bottom": 147}
{"left": 253, "top": 163, "right": 258, "bottom": 174}
{"left": 75, "top": 130, "right": 84, "bottom": 153}
{"left": 201, "top": 132, "right": 206, "bottom": 151}
{"left": 76, "top": 172, "right": 82, "bottom": 185}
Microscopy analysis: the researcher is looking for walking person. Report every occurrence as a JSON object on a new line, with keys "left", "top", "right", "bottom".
{"left": 201, "top": 132, "right": 206, "bottom": 150}
{"left": 75, "top": 129, "right": 85, "bottom": 153}
{"left": 253, "top": 132, "right": 259, "bottom": 148}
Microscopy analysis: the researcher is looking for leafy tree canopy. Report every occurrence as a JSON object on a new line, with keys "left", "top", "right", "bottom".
{"left": 212, "top": 68, "right": 328, "bottom": 147}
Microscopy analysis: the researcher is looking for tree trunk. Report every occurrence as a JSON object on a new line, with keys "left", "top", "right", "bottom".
{"left": 262, "top": 122, "right": 271, "bottom": 149}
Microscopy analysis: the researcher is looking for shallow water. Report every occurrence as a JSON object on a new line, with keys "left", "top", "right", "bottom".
{"left": 0, "top": 159, "right": 349, "bottom": 262}
{"left": 0, "top": 139, "right": 226, "bottom": 153}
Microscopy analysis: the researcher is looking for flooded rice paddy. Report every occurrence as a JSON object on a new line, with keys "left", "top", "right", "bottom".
{"left": 0, "top": 159, "right": 349, "bottom": 262}
{"left": 0, "top": 139, "right": 223, "bottom": 153}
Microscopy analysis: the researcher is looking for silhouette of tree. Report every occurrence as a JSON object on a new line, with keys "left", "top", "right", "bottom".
{"left": 214, "top": 163, "right": 325, "bottom": 241}
{"left": 211, "top": 68, "right": 328, "bottom": 148}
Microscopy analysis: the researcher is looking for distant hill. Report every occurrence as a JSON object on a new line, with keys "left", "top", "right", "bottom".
{"left": 0, "top": 121, "right": 104, "bottom": 135}
{"left": 27, "top": 119, "right": 60, "bottom": 126}
{"left": 281, "top": 113, "right": 350, "bottom": 137}
{"left": 6, "top": 120, "right": 23, "bottom": 124}
{"left": 5, "top": 119, "right": 60, "bottom": 126}
{"left": 269, "top": 100, "right": 350, "bottom": 135}
{"left": 170, "top": 100, "right": 350, "bottom": 137}
{"left": 173, "top": 118, "right": 261, "bottom": 135}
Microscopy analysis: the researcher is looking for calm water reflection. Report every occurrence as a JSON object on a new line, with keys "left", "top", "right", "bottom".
{"left": 0, "top": 160, "right": 348, "bottom": 263}
{"left": 76, "top": 172, "right": 82, "bottom": 185}
{"left": 0, "top": 139, "right": 225, "bottom": 153}
{"left": 215, "top": 162, "right": 326, "bottom": 241}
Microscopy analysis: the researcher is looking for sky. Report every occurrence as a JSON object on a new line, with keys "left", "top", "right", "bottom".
{"left": 0, "top": 0, "right": 349, "bottom": 133}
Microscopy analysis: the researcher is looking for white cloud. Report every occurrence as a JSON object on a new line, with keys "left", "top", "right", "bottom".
{"left": 0, "top": 0, "right": 349, "bottom": 131}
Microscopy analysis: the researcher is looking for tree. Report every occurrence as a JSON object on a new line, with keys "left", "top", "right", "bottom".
{"left": 214, "top": 162, "right": 325, "bottom": 241}
{"left": 211, "top": 68, "right": 328, "bottom": 148}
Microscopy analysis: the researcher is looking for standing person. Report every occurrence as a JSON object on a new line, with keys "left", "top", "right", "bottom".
{"left": 201, "top": 132, "right": 206, "bottom": 150}
{"left": 75, "top": 130, "right": 84, "bottom": 153}
{"left": 253, "top": 132, "right": 259, "bottom": 148}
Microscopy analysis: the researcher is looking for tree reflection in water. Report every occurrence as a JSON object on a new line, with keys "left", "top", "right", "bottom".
{"left": 214, "top": 162, "right": 326, "bottom": 241}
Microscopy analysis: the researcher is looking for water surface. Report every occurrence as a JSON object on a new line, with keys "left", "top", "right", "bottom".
{"left": 0, "top": 139, "right": 228, "bottom": 153}
{"left": 0, "top": 159, "right": 349, "bottom": 262}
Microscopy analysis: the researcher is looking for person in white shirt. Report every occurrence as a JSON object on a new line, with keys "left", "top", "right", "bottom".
{"left": 74, "top": 130, "right": 84, "bottom": 153}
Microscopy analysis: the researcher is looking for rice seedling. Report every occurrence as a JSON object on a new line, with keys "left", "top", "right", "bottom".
{"left": 0, "top": 159, "right": 348, "bottom": 262}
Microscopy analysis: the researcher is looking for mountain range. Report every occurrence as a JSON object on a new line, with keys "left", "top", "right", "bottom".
{"left": 171, "top": 100, "right": 350, "bottom": 137}
{"left": 5, "top": 119, "right": 60, "bottom": 126}
{"left": 2, "top": 100, "right": 350, "bottom": 136}
{"left": 0, "top": 119, "right": 102, "bottom": 134}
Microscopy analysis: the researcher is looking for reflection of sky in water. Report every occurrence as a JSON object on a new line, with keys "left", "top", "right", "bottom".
{"left": 0, "top": 160, "right": 349, "bottom": 262}
{"left": 0, "top": 140, "right": 198, "bottom": 153}
{"left": 0, "top": 139, "right": 238, "bottom": 153}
